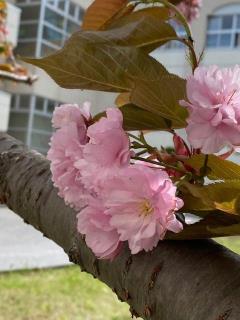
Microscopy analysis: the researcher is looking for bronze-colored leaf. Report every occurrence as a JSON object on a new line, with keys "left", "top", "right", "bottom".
{"left": 79, "top": 8, "right": 178, "bottom": 52}
{"left": 170, "top": 0, "right": 185, "bottom": 5}
{"left": 82, "top": 0, "right": 128, "bottom": 31}
{"left": 181, "top": 181, "right": 240, "bottom": 215}
{"left": 167, "top": 211, "right": 240, "bottom": 240}
{"left": 130, "top": 75, "right": 188, "bottom": 128}
{"left": 106, "top": 7, "right": 177, "bottom": 52}
{"left": 93, "top": 104, "right": 171, "bottom": 131}
{"left": 185, "top": 154, "right": 240, "bottom": 180}
{"left": 180, "top": 192, "right": 214, "bottom": 212}
{"left": 115, "top": 93, "right": 131, "bottom": 107}
{"left": 103, "top": 3, "right": 137, "bottom": 29}
{"left": 24, "top": 35, "right": 167, "bottom": 92}
{"left": 120, "top": 104, "right": 172, "bottom": 131}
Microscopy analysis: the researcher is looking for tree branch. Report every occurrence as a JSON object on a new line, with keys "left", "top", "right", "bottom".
{"left": 0, "top": 133, "right": 240, "bottom": 320}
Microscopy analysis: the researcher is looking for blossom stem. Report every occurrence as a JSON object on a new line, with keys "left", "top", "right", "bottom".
{"left": 134, "top": 0, "right": 199, "bottom": 72}
{"left": 132, "top": 156, "right": 162, "bottom": 166}
{"left": 128, "top": 132, "right": 143, "bottom": 144}
{"left": 201, "top": 154, "right": 209, "bottom": 177}
{"left": 135, "top": 0, "right": 191, "bottom": 39}
{"left": 132, "top": 155, "right": 186, "bottom": 173}
{"left": 157, "top": 0, "right": 192, "bottom": 39}
{"left": 136, "top": 149, "right": 148, "bottom": 156}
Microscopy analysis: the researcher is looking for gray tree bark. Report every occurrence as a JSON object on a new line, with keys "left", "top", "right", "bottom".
{"left": 0, "top": 133, "right": 240, "bottom": 320}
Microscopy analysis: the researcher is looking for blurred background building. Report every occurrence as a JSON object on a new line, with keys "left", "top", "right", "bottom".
{"left": 152, "top": 0, "right": 240, "bottom": 75}
{"left": 1, "top": 0, "right": 115, "bottom": 154}
{"left": 0, "top": 0, "right": 240, "bottom": 154}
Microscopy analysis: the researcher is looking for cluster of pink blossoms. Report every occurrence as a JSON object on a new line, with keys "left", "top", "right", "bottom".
{"left": 181, "top": 65, "right": 240, "bottom": 154}
{"left": 177, "top": 0, "right": 202, "bottom": 23}
{"left": 48, "top": 105, "right": 183, "bottom": 259}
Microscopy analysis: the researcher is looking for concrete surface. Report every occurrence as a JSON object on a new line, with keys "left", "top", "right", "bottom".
{"left": 0, "top": 206, "right": 71, "bottom": 272}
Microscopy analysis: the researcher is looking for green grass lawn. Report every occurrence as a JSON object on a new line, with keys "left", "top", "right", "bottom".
{"left": 0, "top": 267, "right": 132, "bottom": 320}
{"left": 0, "top": 237, "right": 239, "bottom": 320}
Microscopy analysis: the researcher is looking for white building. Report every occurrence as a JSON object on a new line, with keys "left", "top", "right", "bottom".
{"left": 0, "top": 2, "right": 21, "bottom": 133}
{"left": 2, "top": 0, "right": 115, "bottom": 154}
{"left": 153, "top": 1, "right": 240, "bottom": 75}
{"left": 1, "top": 0, "right": 240, "bottom": 153}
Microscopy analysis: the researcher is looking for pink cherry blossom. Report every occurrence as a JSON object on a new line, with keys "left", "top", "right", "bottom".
{"left": 48, "top": 103, "right": 91, "bottom": 209}
{"left": 48, "top": 124, "right": 86, "bottom": 209}
{"left": 84, "top": 108, "right": 130, "bottom": 167}
{"left": 181, "top": 65, "right": 240, "bottom": 154}
{"left": 101, "top": 164, "right": 183, "bottom": 255}
{"left": 52, "top": 102, "right": 91, "bottom": 144}
{"left": 173, "top": 133, "right": 190, "bottom": 157}
{"left": 77, "top": 199, "right": 122, "bottom": 260}
{"left": 177, "top": 0, "right": 202, "bottom": 23}
{"left": 48, "top": 105, "right": 184, "bottom": 259}
{"left": 76, "top": 108, "right": 131, "bottom": 192}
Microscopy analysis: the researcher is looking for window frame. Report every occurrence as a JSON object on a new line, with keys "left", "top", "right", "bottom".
{"left": 206, "top": 5, "right": 240, "bottom": 49}
{"left": 16, "top": 0, "right": 84, "bottom": 57}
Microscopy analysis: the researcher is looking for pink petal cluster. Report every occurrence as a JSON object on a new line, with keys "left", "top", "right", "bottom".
{"left": 102, "top": 165, "right": 183, "bottom": 254}
{"left": 181, "top": 65, "right": 240, "bottom": 154}
{"left": 75, "top": 108, "right": 131, "bottom": 193}
{"left": 48, "top": 104, "right": 183, "bottom": 259}
{"left": 47, "top": 103, "right": 91, "bottom": 209}
{"left": 77, "top": 199, "right": 122, "bottom": 260}
{"left": 177, "top": 0, "right": 202, "bottom": 23}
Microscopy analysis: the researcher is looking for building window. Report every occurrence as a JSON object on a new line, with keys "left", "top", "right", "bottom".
{"left": 9, "top": 94, "right": 60, "bottom": 154}
{"left": 40, "top": 43, "right": 56, "bottom": 56}
{"left": 43, "top": 25, "right": 64, "bottom": 46}
{"left": 45, "top": 7, "right": 65, "bottom": 29}
{"left": 19, "top": 23, "right": 38, "bottom": 39}
{"left": 15, "top": 41, "right": 36, "bottom": 56}
{"left": 66, "top": 19, "right": 80, "bottom": 34}
{"left": 16, "top": 0, "right": 84, "bottom": 58}
{"left": 20, "top": 4, "right": 41, "bottom": 21}
{"left": 206, "top": 4, "right": 240, "bottom": 49}
{"left": 19, "top": 95, "right": 31, "bottom": 110}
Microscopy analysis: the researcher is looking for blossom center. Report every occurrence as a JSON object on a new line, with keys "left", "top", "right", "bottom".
{"left": 139, "top": 199, "right": 154, "bottom": 217}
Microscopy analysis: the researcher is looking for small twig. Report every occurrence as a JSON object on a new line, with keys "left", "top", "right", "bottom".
{"left": 132, "top": 155, "right": 186, "bottom": 173}
{"left": 128, "top": 133, "right": 144, "bottom": 144}
{"left": 135, "top": 149, "right": 147, "bottom": 156}
{"left": 201, "top": 154, "right": 209, "bottom": 177}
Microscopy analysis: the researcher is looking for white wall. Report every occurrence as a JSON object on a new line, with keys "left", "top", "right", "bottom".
{"left": 6, "top": 3, "right": 21, "bottom": 47}
{"left": 0, "top": 3, "right": 21, "bottom": 134}
{"left": 0, "top": 91, "right": 11, "bottom": 132}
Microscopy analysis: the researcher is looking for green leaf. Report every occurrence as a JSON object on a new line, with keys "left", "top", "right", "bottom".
{"left": 23, "top": 36, "right": 168, "bottom": 92}
{"left": 185, "top": 154, "right": 240, "bottom": 180}
{"left": 130, "top": 75, "right": 188, "bottom": 128}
